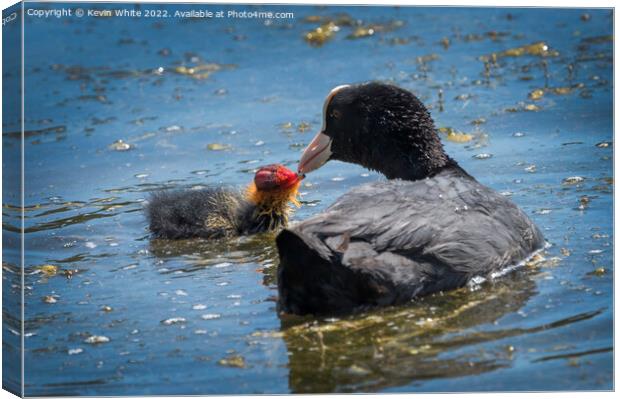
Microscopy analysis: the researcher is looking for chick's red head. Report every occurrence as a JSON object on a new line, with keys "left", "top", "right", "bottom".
{"left": 254, "top": 164, "right": 300, "bottom": 192}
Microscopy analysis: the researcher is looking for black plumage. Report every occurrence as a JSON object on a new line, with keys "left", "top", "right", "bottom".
{"left": 148, "top": 188, "right": 237, "bottom": 239}
{"left": 276, "top": 82, "right": 544, "bottom": 315}
{"left": 320, "top": 81, "right": 455, "bottom": 180}
{"left": 147, "top": 164, "right": 301, "bottom": 239}
{"left": 147, "top": 189, "right": 277, "bottom": 239}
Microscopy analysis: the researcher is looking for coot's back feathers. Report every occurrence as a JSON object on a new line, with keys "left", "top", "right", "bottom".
{"left": 277, "top": 167, "right": 544, "bottom": 315}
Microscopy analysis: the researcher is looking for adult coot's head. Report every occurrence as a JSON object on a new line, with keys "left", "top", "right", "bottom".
{"left": 298, "top": 82, "right": 455, "bottom": 181}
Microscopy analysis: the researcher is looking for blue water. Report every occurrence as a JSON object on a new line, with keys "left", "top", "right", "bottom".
{"left": 2, "top": 3, "right": 613, "bottom": 395}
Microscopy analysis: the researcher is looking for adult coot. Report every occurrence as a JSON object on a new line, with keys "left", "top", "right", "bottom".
{"left": 276, "top": 82, "right": 544, "bottom": 315}
{"left": 148, "top": 164, "right": 302, "bottom": 239}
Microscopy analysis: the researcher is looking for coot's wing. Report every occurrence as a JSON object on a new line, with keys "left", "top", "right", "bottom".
{"left": 276, "top": 174, "right": 544, "bottom": 314}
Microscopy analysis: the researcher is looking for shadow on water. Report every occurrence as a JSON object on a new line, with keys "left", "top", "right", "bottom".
{"left": 148, "top": 233, "right": 280, "bottom": 283}
{"left": 276, "top": 266, "right": 603, "bottom": 393}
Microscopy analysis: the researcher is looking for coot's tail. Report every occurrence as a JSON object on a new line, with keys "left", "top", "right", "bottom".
{"left": 276, "top": 229, "right": 351, "bottom": 315}
{"left": 277, "top": 228, "right": 410, "bottom": 315}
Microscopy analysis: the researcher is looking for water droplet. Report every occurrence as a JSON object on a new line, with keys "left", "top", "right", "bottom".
{"left": 84, "top": 335, "right": 110, "bottom": 344}
{"left": 218, "top": 355, "right": 246, "bottom": 368}
{"left": 161, "top": 317, "right": 186, "bottom": 325}
{"left": 109, "top": 140, "right": 133, "bottom": 152}
{"left": 68, "top": 348, "right": 83, "bottom": 355}
{"left": 207, "top": 143, "right": 231, "bottom": 151}
{"left": 563, "top": 176, "right": 585, "bottom": 185}
{"left": 163, "top": 125, "right": 182, "bottom": 133}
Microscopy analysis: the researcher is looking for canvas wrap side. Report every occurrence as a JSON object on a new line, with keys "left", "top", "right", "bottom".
{"left": 2, "top": 1, "right": 24, "bottom": 396}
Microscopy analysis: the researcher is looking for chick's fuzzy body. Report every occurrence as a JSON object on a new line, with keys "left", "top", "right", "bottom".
{"left": 147, "top": 182, "right": 299, "bottom": 239}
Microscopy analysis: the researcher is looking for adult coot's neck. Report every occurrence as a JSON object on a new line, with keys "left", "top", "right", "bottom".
{"left": 366, "top": 124, "right": 465, "bottom": 181}
{"left": 382, "top": 154, "right": 470, "bottom": 181}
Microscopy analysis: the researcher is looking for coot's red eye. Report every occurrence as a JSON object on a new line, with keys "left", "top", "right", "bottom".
{"left": 331, "top": 109, "right": 342, "bottom": 119}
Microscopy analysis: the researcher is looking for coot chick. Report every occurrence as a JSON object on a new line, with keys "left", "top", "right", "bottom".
{"left": 148, "top": 164, "right": 302, "bottom": 239}
{"left": 276, "top": 82, "right": 544, "bottom": 315}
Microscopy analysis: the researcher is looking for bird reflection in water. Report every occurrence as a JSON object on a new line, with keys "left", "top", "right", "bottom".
{"left": 276, "top": 262, "right": 600, "bottom": 393}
